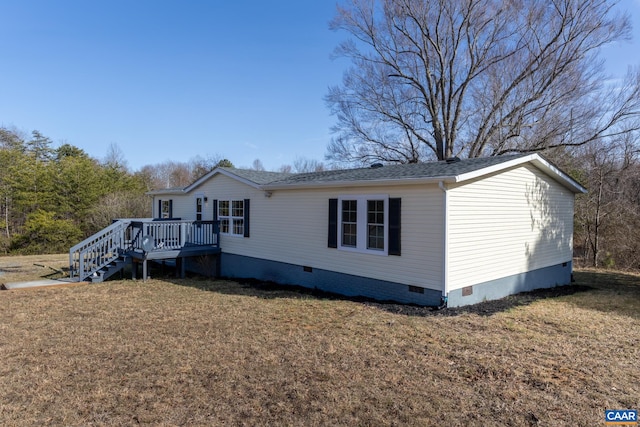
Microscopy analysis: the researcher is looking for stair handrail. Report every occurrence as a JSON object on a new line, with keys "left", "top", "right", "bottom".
{"left": 69, "top": 219, "right": 132, "bottom": 281}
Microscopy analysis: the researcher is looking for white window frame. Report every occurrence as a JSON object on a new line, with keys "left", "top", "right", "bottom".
{"left": 218, "top": 199, "right": 244, "bottom": 236}
{"left": 337, "top": 195, "right": 388, "bottom": 255}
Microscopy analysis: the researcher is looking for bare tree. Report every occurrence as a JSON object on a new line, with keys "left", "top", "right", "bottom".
{"left": 278, "top": 164, "right": 293, "bottom": 173}
{"left": 138, "top": 161, "right": 191, "bottom": 189}
{"left": 251, "top": 159, "right": 266, "bottom": 171}
{"left": 87, "top": 191, "right": 151, "bottom": 231}
{"left": 293, "top": 157, "right": 325, "bottom": 173}
{"left": 138, "top": 155, "right": 236, "bottom": 190}
{"left": 573, "top": 131, "right": 640, "bottom": 268}
{"left": 327, "top": 0, "right": 640, "bottom": 165}
{"left": 189, "top": 154, "right": 230, "bottom": 178}
{"left": 103, "top": 143, "right": 129, "bottom": 172}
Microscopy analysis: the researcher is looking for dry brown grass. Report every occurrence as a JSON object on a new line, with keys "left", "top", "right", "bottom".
{"left": 0, "top": 254, "right": 69, "bottom": 284}
{"left": 1, "top": 255, "right": 639, "bottom": 426}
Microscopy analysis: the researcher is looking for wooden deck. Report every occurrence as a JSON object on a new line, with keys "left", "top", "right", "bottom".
{"left": 69, "top": 219, "right": 221, "bottom": 282}
{"left": 128, "top": 243, "right": 221, "bottom": 280}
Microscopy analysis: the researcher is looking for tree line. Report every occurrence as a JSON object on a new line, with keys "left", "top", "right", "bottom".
{"left": 0, "top": 128, "right": 150, "bottom": 254}
{"left": 2, "top": 125, "right": 639, "bottom": 270}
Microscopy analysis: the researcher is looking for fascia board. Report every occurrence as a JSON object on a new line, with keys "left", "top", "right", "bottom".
{"left": 530, "top": 157, "right": 587, "bottom": 193}
{"left": 146, "top": 189, "right": 186, "bottom": 196}
{"left": 262, "top": 176, "right": 454, "bottom": 190}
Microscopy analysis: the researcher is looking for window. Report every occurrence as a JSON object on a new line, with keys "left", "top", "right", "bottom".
{"left": 159, "top": 199, "right": 172, "bottom": 219}
{"left": 329, "top": 197, "right": 401, "bottom": 255}
{"left": 218, "top": 200, "right": 244, "bottom": 236}
{"left": 219, "top": 201, "right": 229, "bottom": 233}
{"left": 337, "top": 195, "right": 388, "bottom": 254}
{"left": 367, "top": 200, "right": 385, "bottom": 250}
{"left": 196, "top": 197, "right": 203, "bottom": 221}
{"left": 341, "top": 200, "right": 357, "bottom": 247}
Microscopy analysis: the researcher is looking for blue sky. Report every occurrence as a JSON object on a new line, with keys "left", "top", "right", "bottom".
{"left": 1, "top": 0, "right": 639, "bottom": 172}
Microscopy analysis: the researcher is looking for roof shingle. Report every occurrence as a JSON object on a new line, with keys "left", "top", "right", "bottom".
{"left": 263, "top": 154, "right": 530, "bottom": 186}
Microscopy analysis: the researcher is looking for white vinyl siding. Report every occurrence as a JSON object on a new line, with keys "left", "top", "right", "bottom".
{"left": 189, "top": 174, "right": 444, "bottom": 290}
{"left": 446, "top": 164, "right": 575, "bottom": 291}
{"left": 262, "top": 187, "right": 442, "bottom": 289}
{"left": 154, "top": 194, "right": 213, "bottom": 221}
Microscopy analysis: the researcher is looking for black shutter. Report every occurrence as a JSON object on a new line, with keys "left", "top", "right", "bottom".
{"left": 168, "top": 199, "right": 173, "bottom": 219}
{"left": 389, "top": 198, "right": 401, "bottom": 256}
{"left": 212, "top": 199, "right": 219, "bottom": 234}
{"left": 328, "top": 198, "right": 338, "bottom": 248}
{"left": 157, "top": 200, "right": 161, "bottom": 218}
{"left": 244, "top": 199, "right": 250, "bottom": 238}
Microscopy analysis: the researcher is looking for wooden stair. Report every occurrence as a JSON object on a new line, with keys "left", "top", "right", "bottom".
{"left": 87, "top": 255, "right": 130, "bottom": 283}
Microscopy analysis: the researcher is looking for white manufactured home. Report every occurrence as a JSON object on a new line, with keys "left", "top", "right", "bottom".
{"left": 69, "top": 153, "right": 585, "bottom": 307}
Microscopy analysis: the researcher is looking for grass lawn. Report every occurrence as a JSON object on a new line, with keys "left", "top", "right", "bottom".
{"left": 1, "top": 255, "right": 639, "bottom": 426}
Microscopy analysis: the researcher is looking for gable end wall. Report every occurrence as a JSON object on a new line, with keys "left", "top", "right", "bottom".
{"left": 447, "top": 164, "right": 575, "bottom": 292}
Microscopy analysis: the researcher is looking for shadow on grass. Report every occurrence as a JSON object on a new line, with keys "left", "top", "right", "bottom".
{"left": 162, "top": 272, "right": 595, "bottom": 317}
{"left": 567, "top": 269, "right": 640, "bottom": 320}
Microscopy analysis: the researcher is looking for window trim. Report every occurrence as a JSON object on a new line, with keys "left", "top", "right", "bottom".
{"left": 337, "top": 195, "right": 388, "bottom": 255}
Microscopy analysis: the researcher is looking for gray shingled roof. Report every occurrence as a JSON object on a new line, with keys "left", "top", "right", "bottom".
{"left": 149, "top": 153, "right": 584, "bottom": 194}
{"left": 149, "top": 187, "right": 185, "bottom": 194}
{"left": 264, "top": 154, "right": 530, "bottom": 186}
{"left": 220, "top": 168, "right": 292, "bottom": 185}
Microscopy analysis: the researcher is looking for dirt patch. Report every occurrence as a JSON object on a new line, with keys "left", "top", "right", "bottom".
{"left": 364, "top": 284, "right": 594, "bottom": 317}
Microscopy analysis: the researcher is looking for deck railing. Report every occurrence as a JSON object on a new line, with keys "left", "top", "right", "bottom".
{"left": 69, "top": 219, "right": 219, "bottom": 281}
{"left": 69, "top": 219, "right": 132, "bottom": 281}
{"left": 129, "top": 220, "right": 219, "bottom": 251}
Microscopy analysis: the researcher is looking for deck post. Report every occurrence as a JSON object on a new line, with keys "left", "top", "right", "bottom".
{"left": 180, "top": 222, "right": 186, "bottom": 246}
{"left": 79, "top": 255, "right": 84, "bottom": 281}
{"left": 143, "top": 259, "right": 148, "bottom": 281}
{"left": 69, "top": 252, "right": 74, "bottom": 279}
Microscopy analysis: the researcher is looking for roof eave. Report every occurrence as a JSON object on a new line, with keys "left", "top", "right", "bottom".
{"left": 146, "top": 189, "right": 186, "bottom": 196}
{"left": 531, "top": 156, "right": 587, "bottom": 193}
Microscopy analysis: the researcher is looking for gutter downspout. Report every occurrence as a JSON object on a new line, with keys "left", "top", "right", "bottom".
{"left": 438, "top": 181, "right": 449, "bottom": 308}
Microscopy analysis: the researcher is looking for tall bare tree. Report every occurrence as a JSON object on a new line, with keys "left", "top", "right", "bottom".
{"left": 573, "top": 130, "right": 640, "bottom": 268}
{"left": 327, "top": 0, "right": 640, "bottom": 164}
